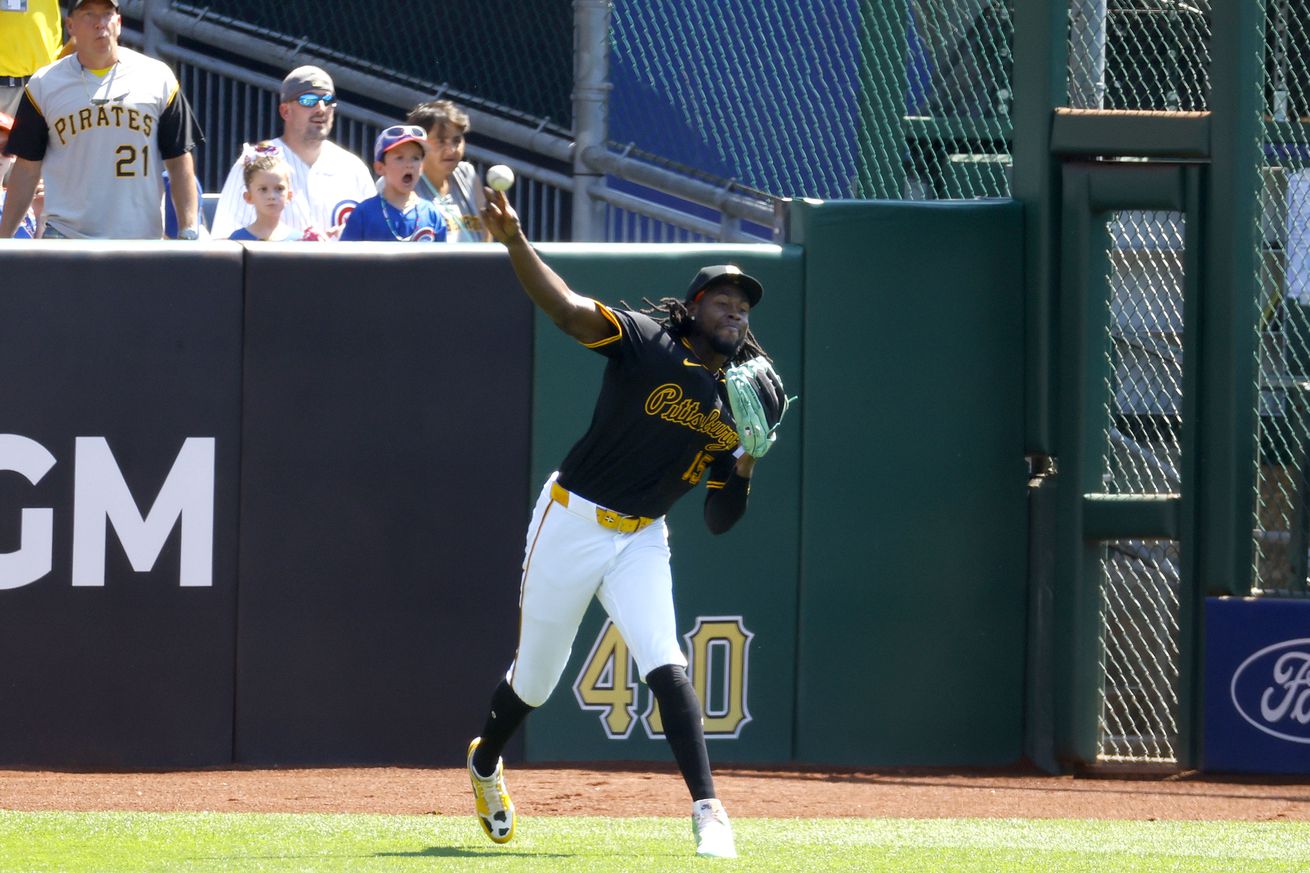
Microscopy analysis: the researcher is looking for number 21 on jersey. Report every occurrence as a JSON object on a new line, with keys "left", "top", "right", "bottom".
{"left": 115, "top": 144, "right": 149, "bottom": 177}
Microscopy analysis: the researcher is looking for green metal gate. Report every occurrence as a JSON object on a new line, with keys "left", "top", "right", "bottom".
{"left": 1017, "top": 0, "right": 1262, "bottom": 772}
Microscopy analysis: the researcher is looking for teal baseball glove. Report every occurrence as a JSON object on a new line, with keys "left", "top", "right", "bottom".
{"left": 725, "top": 356, "right": 790, "bottom": 458}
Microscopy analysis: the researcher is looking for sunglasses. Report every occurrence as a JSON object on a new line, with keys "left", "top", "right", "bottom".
{"left": 380, "top": 124, "right": 427, "bottom": 139}
{"left": 295, "top": 93, "right": 337, "bottom": 108}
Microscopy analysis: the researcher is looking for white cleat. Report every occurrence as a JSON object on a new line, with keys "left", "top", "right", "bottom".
{"left": 692, "top": 798, "right": 738, "bottom": 859}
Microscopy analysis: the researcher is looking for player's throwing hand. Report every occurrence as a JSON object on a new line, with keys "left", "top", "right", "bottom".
{"left": 480, "top": 189, "right": 521, "bottom": 245}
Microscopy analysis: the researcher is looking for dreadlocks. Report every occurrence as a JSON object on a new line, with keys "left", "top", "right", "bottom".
{"left": 627, "top": 296, "right": 770, "bottom": 367}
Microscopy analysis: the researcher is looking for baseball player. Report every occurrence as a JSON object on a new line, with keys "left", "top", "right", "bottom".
{"left": 0, "top": 0, "right": 203, "bottom": 239}
{"left": 465, "top": 189, "right": 773, "bottom": 860}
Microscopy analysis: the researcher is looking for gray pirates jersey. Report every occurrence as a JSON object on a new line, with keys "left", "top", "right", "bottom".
{"left": 416, "top": 161, "right": 486, "bottom": 242}
{"left": 9, "top": 47, "right": 201, "bottom": 239}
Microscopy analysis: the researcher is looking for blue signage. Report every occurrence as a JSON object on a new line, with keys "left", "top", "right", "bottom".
{"left": 1205, "top": 597, "right": 1310, "bottom": 773}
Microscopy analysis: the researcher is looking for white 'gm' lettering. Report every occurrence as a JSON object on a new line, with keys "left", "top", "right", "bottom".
{"left": 0, "top": 435, "right": 215, "bottom": 589}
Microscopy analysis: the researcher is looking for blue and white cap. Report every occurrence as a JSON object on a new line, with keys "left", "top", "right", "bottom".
{"left": 373, "top": 125, "right": 429, "bottom": 163}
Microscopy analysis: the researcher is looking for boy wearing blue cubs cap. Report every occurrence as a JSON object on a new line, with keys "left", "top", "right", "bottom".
{"left": 339, "top": 124, "right": 447, "bottom": 242}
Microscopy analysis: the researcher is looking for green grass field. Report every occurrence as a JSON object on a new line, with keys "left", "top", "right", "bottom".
{"left": 2, "top": 812, "right": 1309, "bottom": 872}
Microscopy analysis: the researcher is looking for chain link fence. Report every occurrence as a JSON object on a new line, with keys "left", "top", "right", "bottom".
{"left": 1070, "top": 0, "right": 1310, "bottom": 764}
{"left": 1097, "top": 539, "right": 1181, "bottom": 763}
{"left": 1103, "top": 212, "right": 1185, "bottom": 498}
{"left": 1257, "top": 0, "right": 1310, "bottom": 596}
{"left": 609, "top": 0, "right": 1013, "bottom": 202}
{"left": 172, "top": 1, "right": 573, "bottom": 126}
{"left": 1253, "top": 158, "right": 1308, "bottom": 595}
{"left": 1096, "top": 210, "right": 1187, "bottom": 763}
{"left": 1068, "top": 0, "right": 1210, "bottom": 111}
{"left": 1063, "top": 1, "right": 1310, "bottom": 603}
{"left": 171, "top": 2, "right": 1020, "bottom": 203}
{"left": 1068, "top": 1, "right": 1211, "bottom": 767}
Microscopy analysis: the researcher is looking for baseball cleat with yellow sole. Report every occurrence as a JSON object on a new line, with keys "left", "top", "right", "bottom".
{"left": 467, "top": 737, "right": 516, "bottom": 844}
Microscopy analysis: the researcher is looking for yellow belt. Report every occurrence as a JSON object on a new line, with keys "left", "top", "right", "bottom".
{"left": 550, "top": 481, "right": 655, "bottom": 534}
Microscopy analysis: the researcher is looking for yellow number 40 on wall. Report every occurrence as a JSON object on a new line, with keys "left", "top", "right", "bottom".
{"left": 572, "top": 616, "right": 755, "bottom": 740}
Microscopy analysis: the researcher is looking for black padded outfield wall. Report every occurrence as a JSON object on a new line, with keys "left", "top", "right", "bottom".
{"left": 0, "top": 242, "right": 531, "bottom": 768}
{"left": 0, "top": 243, "right": 244, "bottom": 768}
{"left": 233, "top": 246, "right": 532, "bottom": 765}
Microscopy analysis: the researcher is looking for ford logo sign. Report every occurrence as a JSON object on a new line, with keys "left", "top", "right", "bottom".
{"left": 1231, "top": 638, "right": 1310, "bottom": 744}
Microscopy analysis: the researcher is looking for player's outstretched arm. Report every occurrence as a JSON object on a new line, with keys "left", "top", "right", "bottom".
{"left": 0, "top": 158, "right": 41, "bottom": 238}
{"left": 481, "top": 188, "right": 614, "bottom": 344}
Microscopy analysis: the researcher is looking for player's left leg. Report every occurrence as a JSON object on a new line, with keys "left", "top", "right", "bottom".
{"left": 643, "top": 663, "right": 736, "bottom": 858}
{"left": 598, "top": 526, "right": 738, "bottom": 859}
{"left": 645, "top": 664, "right": 714, "bottom": 799}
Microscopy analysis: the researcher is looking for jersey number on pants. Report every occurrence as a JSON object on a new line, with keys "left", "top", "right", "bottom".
{"left": 572, "top": 616, "right": 754, "bottom": 740}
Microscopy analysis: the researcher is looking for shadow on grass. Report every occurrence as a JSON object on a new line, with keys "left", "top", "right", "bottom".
{"left": 377, "top": 847, "right": 569, "bottom": 859}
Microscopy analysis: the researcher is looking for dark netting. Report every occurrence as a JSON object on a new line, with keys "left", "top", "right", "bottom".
{"left": 175, "top": 0, "right": 573, "bottom": 124}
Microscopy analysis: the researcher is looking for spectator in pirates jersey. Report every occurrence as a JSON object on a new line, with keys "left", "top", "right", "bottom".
{"left": 403, "top": 99, "right": 489, "bottom": 242}
{"left": 0, "top": 0, "right": 203, "bottom": 239}
{"left": 209, "top": 65, "right": 375, "bottom": 240}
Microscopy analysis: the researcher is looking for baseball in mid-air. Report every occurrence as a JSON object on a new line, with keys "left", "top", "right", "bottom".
{"left": 487, "top": 164, "right": 515, "bottom": 192}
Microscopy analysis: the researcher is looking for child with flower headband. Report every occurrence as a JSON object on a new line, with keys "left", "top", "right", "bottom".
{"left": 228, "top": 142, "right": 301, "bottom": 241}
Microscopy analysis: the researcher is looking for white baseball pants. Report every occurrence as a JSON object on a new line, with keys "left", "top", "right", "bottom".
{"left": 506, "top": 472, "right": 688, "bottom": 707}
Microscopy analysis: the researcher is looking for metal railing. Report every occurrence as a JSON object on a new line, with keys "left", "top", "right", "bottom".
{"left": 120, "top": 0, "right": 777, "bottom": 243}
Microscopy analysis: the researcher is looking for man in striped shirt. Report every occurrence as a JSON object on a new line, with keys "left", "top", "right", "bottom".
{"left": 209, "top": 65, "right": 374, "bottom": 240}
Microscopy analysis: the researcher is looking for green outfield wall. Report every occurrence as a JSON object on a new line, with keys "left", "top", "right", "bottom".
{"left": 522, "top": 246, "right": 806, "bottom": 765}
{"left": 523, "top": 199, "right": 1029, "bottom": 766}
{"left": 789, "top": 199, "right": 1028, "bottom": 766}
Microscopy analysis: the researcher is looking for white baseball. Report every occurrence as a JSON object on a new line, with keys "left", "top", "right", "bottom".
{"left": 486, "top": 164, "right": 515, "bottom": 192}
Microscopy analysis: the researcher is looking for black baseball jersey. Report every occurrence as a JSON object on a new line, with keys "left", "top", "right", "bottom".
{"left": 557, "top": 305, "right": 741, "bottom": 519}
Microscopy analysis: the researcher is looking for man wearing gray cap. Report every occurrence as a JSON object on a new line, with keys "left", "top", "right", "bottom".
{"left": 210, "top": 64, "right": 374, "bottom": 240}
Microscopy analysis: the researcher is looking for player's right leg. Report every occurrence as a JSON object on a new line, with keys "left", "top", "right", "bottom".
{"left": 466, "top": 474, "right": 609, "bottom": 844}
{"left": 467, "top": 734, "right": 516, "bottom": 844}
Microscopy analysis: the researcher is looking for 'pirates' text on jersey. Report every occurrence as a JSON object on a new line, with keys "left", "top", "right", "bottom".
{"left": 557, "top": 305, "right": 740, "bottom": 519}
